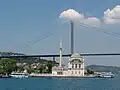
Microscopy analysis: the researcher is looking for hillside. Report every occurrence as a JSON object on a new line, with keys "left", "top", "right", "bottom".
{"left": 2, "top": 52, "right": 120, "bottom": 74}
{"left": 0, "top": 52, "right": 59, "bottom": 64}
{"left": 86, "top": 65, "right": 120, "bottom": 74}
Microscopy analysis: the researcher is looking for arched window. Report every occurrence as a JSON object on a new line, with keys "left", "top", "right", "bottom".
{"left": 75, "top": 64, "right": 77, "bottom": 68}
{"left": 79, "top": 64, "right": 81, "bottom": 68}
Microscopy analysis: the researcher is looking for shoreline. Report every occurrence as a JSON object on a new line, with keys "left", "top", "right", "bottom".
{"left": 29, "top": 73, "right": 114, "bottom": 78}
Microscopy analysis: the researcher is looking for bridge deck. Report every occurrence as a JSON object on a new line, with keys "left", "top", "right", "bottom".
{"left": 0, "top": 53, "right": 120, "bottom": 58}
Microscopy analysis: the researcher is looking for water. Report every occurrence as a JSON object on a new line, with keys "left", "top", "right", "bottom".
{"left": 1, "top": 75, "right": 120, "bottom": 90}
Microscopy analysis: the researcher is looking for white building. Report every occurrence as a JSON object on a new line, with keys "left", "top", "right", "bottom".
{"left": 30, "top": 38, "right": 85, "bottom": 77}
{"left": 51, "top": 38, "right": 84, "bottom": 77}
{"left": 68, "top": 53, "right": 84, "bottom": 76}
{"left": 52, "top": 53, "right": 84, "bottom": 76}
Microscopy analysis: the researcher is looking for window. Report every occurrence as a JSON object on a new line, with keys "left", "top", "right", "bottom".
{"left": 57, "top": 72, "right": 63, "bottom": 75}
{"left": 81, "top": 68, "right": 83, "bottom": 70}
{"left": 75, "top": 71, "right": 77, "bottom": 74}
{"left": 75, "top": 64, "right": 77, "bottom": 68}
{"left": 79, "top": 64, "right": 81, "bottom": 68}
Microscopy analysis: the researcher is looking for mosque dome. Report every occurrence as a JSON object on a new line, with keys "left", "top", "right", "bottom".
{"left": 52, "top": 66, "right": 58, "bottom": 71}
{"left": 71, "top": 53, "right": 82, "bottom": 58}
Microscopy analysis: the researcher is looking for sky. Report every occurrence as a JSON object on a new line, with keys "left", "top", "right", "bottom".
{"left": 0, "top": 0, "right": 120, "bottom": 66}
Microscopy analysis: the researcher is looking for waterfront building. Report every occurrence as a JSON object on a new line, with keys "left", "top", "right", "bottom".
{"left": 68, "top": 53, "right": 84, "bottom": 76}
{"left": 52, "top": 38, "right": 84, "bottom": 76}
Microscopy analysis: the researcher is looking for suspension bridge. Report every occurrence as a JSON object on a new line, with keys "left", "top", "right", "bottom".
{"left": 1, "top": 21, "right": 120, "bottom": 61}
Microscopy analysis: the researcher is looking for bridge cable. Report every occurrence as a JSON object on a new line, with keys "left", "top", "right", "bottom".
{"left": 23, "top": 22, "right": 68, "bottom": 48}
{"left": 74, "top": 21, "right": 120, "bottom": 38}
{"left": 24, "top": 32, "right": 52, "bottom": 48}
{"left": 24, "top": 32, "right": 50, "bottom": 46}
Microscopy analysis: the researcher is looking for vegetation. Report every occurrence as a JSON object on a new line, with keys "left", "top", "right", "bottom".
{"left": 0, "top": 52, "right": 57, "bottom": 74}
{"left": 46, "top": 61, "right": 53, "bottom": 73}
{"left": 86, "top": 68, "right": 94, "bottom": 74}
{"left": 2, "top": 52, "right": 120, "bottom": 75}
{"left": 86, "top": 65, "right": 120, "bottom": 74}
{"left": 0, "top": 59, "right": 17, "bottom": 74}
{"left": 28, "top": 60, "right": 55, "bottom": 74}
{"left": 0, "top": 58, "right": 57, "bottom": 74}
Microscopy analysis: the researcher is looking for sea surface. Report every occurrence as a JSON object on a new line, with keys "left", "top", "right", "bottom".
{"left": 1, "top": 75, "right": 120, "bottom": 90}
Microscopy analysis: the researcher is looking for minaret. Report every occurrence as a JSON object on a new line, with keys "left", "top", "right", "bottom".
{"left": 59, "top": 37, "right": 62, "bottom": 68}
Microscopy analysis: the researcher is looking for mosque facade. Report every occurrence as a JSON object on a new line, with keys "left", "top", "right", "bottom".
{"left": 52, "top": 53, "right": 84, "bottom": 76}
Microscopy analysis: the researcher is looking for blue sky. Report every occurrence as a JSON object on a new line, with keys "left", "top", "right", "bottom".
{"left": 0, "top": 0, "right": 120, "bottom": 66}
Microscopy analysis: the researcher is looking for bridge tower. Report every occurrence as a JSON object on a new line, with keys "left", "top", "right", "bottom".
{"left": 70, "top": 21, "right": 74, "bottom": 54}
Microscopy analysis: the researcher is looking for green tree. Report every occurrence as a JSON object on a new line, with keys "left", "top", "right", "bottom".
{"left": 0, "top": 59, "right": 17, "bottom": 74}
{"left": 17, "top": 65, "right": 24, "bottom": 72}
{"left": 86, "top": 68, "right": 94, "bottom": 74}
{"left": 46, "top": 61, "right": 53, "bottom": 73}
{"left": 38, "top": 65, "right": 46, "bottom": 73}
{"left": 39, "top": 67, "right": 43, "bottom": 73}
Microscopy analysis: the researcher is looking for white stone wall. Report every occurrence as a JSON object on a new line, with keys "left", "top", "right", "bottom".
{"left": 51, "top": 54, "right": 85, "bottom": 76}
{"left": 68, "top": 54, "right": 85, "bottom": 76}
{"left": 68, "top": 62, "right": 72, "bottom": 68}
{"left": 52, "top": 71, "right": 57, "bottom": 75}
{"left": 68, "top": 70, "right": 84, "bottom": 76}
{"left": 63, "top": 71, "right": 68, "bottom": 75}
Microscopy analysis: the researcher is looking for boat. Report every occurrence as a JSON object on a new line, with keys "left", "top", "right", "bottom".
{"left": 10, "top": 72, "right": 29, "bottom": 78}
{"left": 101, "top": 72, "right": 114, "bottom": 78}
{"left": 0, "top": 74, "right": 11, "bottom": 78}
{"left": 95, "top": 72, "right": 114, "bottom": 78}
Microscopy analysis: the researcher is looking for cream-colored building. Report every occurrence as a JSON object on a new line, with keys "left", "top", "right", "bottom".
{"left": 68, "top": 53, "right": 84, "bottom": 76}
{"left": 52, "top": 38, "right": 84, "bottom": 77}
{"left": 52, "top": 53, "right": 84, "bottom": 76}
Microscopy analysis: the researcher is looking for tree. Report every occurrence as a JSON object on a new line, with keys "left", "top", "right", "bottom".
{"left": 0, "top": 59, "right": 17, "bottom": 74}
{"left": 17, "top": 65, "right": 24, "bottom": 72}
{"left": 39, "top": 67, "right": 43, "bottom": 73}
{"left": 86, "top": 68, "right": 94, "bottom": 74}
{"left": 46, "top": 61, "right": 53, "bottom": 73}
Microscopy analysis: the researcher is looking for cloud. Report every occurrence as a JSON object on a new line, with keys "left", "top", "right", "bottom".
{"left": 104, "top": 5, "right": 120, "bottom": 24}
{"left": 59, "top": 9, "right": 84, "bottom": 21}
{"left": 59, "top": 5, "right": 120, "bottom": 25}
{"left": 83, "top": 17, "right": 101, "bottom": 25}
{"left": 59, "top": 9, "right": 100, "bottom": 26}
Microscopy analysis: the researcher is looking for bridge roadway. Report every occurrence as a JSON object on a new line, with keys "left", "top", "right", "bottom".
{"left": 1, "top": 53, "right": 120, "bottom": 58}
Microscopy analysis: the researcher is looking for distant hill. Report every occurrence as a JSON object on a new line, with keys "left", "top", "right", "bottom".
{"left": 0, "top": 52, "right": 59, "bottom": 64}
{"left": 86, "top": 65, "right": 120, "bottom": 74}
{"left": 0, "top": 52, "right": 25, "bottom": 56}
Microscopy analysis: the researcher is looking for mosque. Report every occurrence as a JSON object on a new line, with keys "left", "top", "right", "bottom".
{"left": 52, "top": 39, "right": 84, "bottom": 77}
